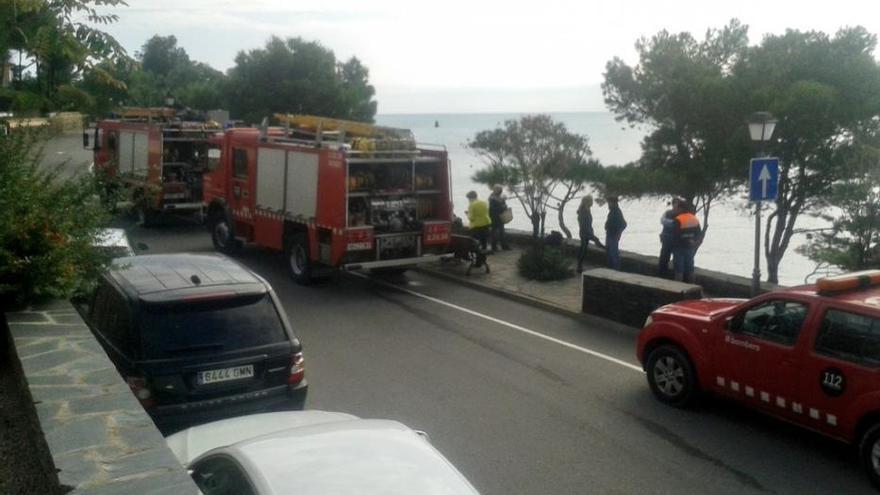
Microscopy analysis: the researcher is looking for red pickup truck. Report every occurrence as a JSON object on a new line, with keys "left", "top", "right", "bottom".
{"left": 637, "top": 271, "right": 880, "bottom": 488}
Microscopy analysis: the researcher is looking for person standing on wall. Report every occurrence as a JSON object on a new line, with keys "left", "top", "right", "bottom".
{"left": 465, "top": 190, "right": 491, "bottom": 252}
{"left": 604, "top": 195, "right": 627, "bottom": 270}
{"left": 488, "top": 185, "right": 511, "bottom": 253}
{"left": 658, "top": 197, "right": 681, "bottom": 279}
{"left": 672, "top": 200, "right": 701, "bottom": 283}
{"left": 576, "top": 195, "right": 604, "bottom": 273}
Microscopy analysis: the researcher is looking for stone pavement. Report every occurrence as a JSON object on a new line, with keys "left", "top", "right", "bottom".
{"left": 419, "top": 245, "right": 598, "bottom": 318}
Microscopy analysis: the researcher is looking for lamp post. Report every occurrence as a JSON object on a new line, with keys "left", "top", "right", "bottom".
{"left": 748, "top": 112, "right": 778, "bottom": 296}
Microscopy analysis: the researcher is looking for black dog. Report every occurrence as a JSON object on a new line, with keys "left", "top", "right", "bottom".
{"left": 448, "top": 234, "right": 490, "bottom": 275}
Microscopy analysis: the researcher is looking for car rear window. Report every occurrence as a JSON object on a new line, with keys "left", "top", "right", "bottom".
{"left": 139, "top": 294, "right": 287, "bottom": 359}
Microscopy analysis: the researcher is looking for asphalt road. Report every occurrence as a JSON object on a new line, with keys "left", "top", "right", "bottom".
{"left": 121, "top": 214, "right": 873, "bottom": 495}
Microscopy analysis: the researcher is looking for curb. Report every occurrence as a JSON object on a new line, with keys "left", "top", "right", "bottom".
{"left": 415, "top": 267, "right": 640, "bottom": 334}
{"left": 415, "top": 266, "right": 581, "bottom": 319}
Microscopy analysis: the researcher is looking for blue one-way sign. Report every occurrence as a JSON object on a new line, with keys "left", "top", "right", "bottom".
{"left": 749, "top": 158, "right": 779, "bottom": 202}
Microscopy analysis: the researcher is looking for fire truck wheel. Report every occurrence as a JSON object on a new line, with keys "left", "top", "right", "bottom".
{"left": 646, "top": 344, "right": 698, "bottom": 408}
{"left": 859, "top": 423, "right": 880, "bottom": 489}
{"left": 211, "top": 216, "right": 240, "bottom": 255}
{"left": 286, "top": 234, "right": 313, "bottom": 285}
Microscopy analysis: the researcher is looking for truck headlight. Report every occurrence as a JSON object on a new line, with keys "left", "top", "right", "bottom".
{"left": 643, "top": 315, "right": 653, "bottom": 328}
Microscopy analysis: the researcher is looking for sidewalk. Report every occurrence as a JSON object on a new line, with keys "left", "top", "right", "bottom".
{"left": 418, "top": 245, "right": 597, "bottom": 318}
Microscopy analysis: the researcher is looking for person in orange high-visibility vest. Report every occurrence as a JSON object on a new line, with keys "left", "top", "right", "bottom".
{"left": 672, "top": 201, "right": 702, "bottom": 283}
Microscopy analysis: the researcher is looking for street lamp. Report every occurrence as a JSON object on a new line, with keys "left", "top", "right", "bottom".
{"left": 748, "top": 111, "right": 778, "bottom": 296}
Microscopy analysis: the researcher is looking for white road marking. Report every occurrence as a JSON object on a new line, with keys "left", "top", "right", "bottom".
{"left": 357, "top": 273, "right": 644, "bottom": 373}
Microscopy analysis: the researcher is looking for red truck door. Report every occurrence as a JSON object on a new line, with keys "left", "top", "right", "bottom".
{"left": 229, "top": 146, "right": 255, "bottom": 230}
{"left": 714, "top": 298, "right": 813, "bottom": 420}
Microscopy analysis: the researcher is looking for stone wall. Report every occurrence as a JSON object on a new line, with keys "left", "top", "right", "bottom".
{"left": 504, "top": 229, "right": 780, "bottom": 297}
{"left": 581, "top": 268, "right": 703, "bottom": 327}
{"left": 5, "top": 300, "right": 199, "bottom": 494}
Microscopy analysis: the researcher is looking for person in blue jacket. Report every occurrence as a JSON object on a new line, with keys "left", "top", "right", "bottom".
{"left": 604, "top": 195, "right": 627, "bottom": 270}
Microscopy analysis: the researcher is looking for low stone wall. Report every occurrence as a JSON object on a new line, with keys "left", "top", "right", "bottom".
{"left": 5, "top": 300, "right": 199, "bottom": 494}
{"left": 581, "top": 268, "right": 703, "bottom": 327}
{"left": 51, "top": 112, "right": 85, "bottom": 133}
{"left": 504, "top": 229, "right": 780, "bottom": 297}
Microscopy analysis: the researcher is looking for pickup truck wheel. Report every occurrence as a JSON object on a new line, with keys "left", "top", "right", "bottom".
{"left": 646, "top": 344, "right": 698, "bottom": 408}
{"left": 859, "top": 423, "right": 880, "bottom": 489}
{"left": 211, "top": 216, "right": 239, "bottom": 255}
{"left": 286, "top": 234, "right": 313, "bottom": 285}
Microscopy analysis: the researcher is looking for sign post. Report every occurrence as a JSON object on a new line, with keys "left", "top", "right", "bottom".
{"left": 749, "top": 158, "right": 779, "bottom": 296}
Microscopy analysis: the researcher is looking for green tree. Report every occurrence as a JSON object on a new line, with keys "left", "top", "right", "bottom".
{"left": 224, "top": 36, "right": 376, "bottom": 124}
{"left": 601, "top": 19, "right": 751, "bottom": 238}
{"left": 136, "top": 34, "right": 224, "bottom": 110}
{"left": 798, "top": 166, "right": 880, "bottom": 274}
{"left": 0, "top": 130, "right": 111, "bottom": 307}
{"left": 736, "top": 27, "right": 880, "bottom": 283}
{"left": 1, "top": 0, "right": 129, "bottom": 110}
{"left": 470, "top": 115, "right": 592, "bottom": 239}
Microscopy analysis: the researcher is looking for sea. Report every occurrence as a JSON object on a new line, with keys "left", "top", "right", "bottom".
{"left": 376, "top": 112, "right": 829, "bottom": 287}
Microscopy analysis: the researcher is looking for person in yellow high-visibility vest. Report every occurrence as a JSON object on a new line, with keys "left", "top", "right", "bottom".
{"left": 465, "top": 190, "right": 491, "bottom": 252}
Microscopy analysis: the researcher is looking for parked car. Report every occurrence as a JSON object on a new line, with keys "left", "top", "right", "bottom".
{"left": 80, "top": 253, "right": 307, "bottom": 433}
{"left": 637, "top": 270, "right": 880, "bottom": 488}
{"left": 94, "top": 228, "right": 136, "bottom": 258}
{"left": 165, "top": 411, "right": 482, "bottom": 495}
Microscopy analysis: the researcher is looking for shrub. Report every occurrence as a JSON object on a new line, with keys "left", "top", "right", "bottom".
{"left": 517, "top": 245, "right": 573, "bottom": 281}
{"left": 0, "top": 130, "right": 112, "bottom": 308}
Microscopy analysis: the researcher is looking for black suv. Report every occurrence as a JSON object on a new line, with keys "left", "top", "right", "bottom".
{"left": 81, "top": 253, "right": 307, "bottom": 433}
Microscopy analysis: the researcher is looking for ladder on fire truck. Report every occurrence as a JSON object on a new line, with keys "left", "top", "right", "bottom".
{"left": 274, "top": 113, "right": 411, "bottom": 139}
{"left": 272, "top": 113, "right": 422, "bottom": 157}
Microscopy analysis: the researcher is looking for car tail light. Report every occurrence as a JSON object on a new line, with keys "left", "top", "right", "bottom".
{"left": 288, "top": 352, "right": 305, "bottom": 385}
{"left": 126, "top": 376, "right": 156, "bottom": 409}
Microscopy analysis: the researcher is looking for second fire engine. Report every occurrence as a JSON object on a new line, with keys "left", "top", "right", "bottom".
{"left": 203, "top": 115, "right": 454, "bottom": 284}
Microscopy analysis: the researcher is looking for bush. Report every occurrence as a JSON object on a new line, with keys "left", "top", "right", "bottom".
{"left": 12, "top": 91, "right": 45, "bottom": 116}
{"left": 0, "top": 130, "right": 112, "bottom": 308}
{"left": 517, "top": 245, "right": 573, "bottom": 281}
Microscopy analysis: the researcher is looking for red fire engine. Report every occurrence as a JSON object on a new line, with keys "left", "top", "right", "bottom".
{"left": 203, "top": 115, "right": 453, "bottom": 284}
{"left": 87, "top": 107, "right": 219, "bottom": 226}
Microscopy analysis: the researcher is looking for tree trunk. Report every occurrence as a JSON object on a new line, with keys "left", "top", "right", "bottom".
{"left": 557, "top": 201, "right": 572, "bottom": 239}
{"left": 539, "top": 211, "right": 547, "bottom": 238}
{"left": 530, "top": 213, "right": 540, "bottom": 239}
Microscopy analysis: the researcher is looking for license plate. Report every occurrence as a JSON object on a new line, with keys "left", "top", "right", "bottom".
{"left": 197, "top": 365, "right": 254, "bottom": 385}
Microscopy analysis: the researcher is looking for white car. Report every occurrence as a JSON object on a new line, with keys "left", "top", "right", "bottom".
{"left": 165, "top": 411, "right": 481, "bottom": 495}
{"left": 94, "top": 228, "right": 135, "bottom": 258}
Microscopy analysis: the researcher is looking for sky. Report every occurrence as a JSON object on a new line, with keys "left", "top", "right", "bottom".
{"left": 100, "top": 0, "right": 880, "bottom": 114}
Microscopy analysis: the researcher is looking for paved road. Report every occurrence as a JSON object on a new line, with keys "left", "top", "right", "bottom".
{"left": 124, "top": 215, "right": 871, "bottom": 495}
{"left": 40, "top": 131, "right": 93, "bottom": 178}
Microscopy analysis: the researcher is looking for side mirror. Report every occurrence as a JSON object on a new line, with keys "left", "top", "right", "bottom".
{"left": 82, "top": 130, "right": 90, "bottom": 149}
{"left": 725, "top": 315, "right": 743, "bottom": 332}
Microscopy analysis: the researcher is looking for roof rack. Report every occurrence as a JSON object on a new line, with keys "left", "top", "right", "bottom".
{"left": 118, "top": 107, "right": 177, "bottom": 121}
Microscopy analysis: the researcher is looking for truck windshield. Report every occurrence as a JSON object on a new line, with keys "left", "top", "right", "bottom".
{"left": 139, "top": 294, "right": 287, "bottom": 359}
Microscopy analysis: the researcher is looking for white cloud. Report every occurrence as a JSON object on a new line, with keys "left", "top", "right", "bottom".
{"left": 102, "top": 0, "right": 880, "bottom": 112}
